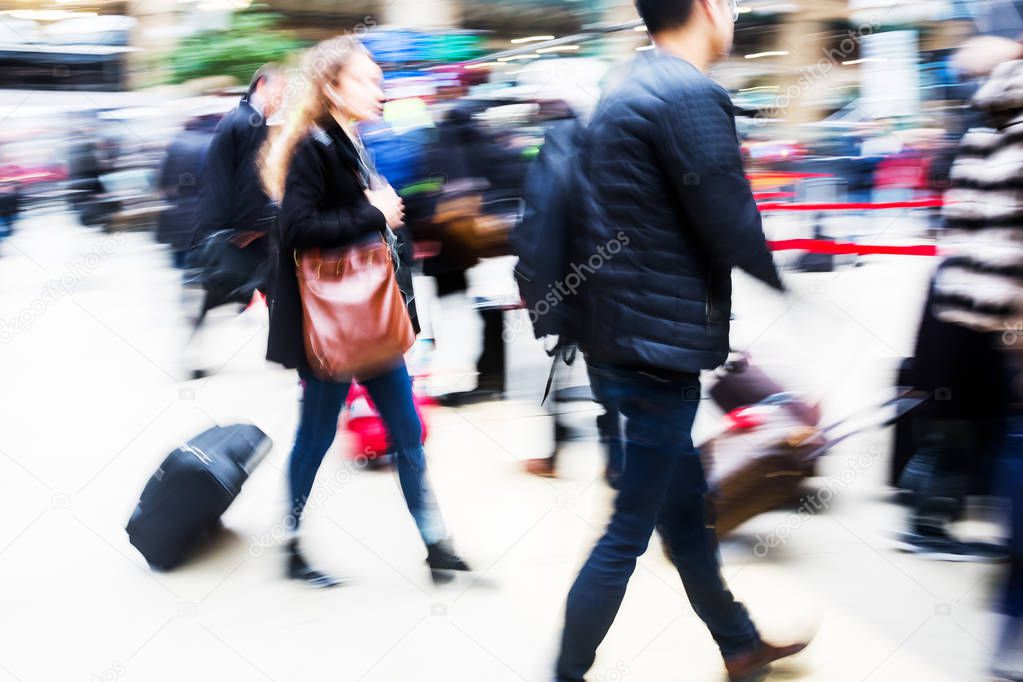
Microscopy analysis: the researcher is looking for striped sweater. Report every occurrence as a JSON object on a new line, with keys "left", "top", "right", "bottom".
{"left": 934, "top": 59, "right": 1023, "bottom": 332}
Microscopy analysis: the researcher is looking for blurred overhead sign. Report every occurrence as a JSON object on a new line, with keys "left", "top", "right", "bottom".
{"left": 859, "top": 31, "right": 921, "bottom": 118}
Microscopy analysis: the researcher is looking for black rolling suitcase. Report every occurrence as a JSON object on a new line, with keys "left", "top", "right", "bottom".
{"left": 126, "top": 424, "right": 272, "bottom": 570}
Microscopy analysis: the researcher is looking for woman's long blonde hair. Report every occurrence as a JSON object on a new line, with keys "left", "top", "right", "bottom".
{"left": 261, "top": 36, "right": 367, "bottom": 202}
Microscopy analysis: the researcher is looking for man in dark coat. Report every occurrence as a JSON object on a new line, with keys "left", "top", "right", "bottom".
{"left": 187, "top": 65, "right": 284, "bottom": 378}
{"left": 156, "top": 113, "right": 219, "bottom": 268}
{"left": 419, "top": 98, "right": 525, "bottom": 404}
{"left": 193, "top": 64, "right": 285, "bottom": 249}
{"left": 555, "top": 2, "right": 804, "bottom": 681}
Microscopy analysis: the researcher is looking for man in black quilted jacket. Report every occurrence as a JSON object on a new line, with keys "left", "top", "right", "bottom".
{"left": 555, "top": 2, "right": 804, "bottom": 680}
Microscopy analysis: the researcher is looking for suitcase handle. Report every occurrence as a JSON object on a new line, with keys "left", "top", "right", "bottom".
{"left": 802, "top": 389, "right": 927, "bottom": 461}
{"left": 816, "top": 388, "right": 921, "bottom": 436}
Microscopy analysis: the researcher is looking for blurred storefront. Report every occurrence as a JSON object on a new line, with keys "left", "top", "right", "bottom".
{"left": 0, "top": 0, "right": 1010, "bottom": 97}
{"left": 0, "top": 5, "right": 138, "bottom": 89}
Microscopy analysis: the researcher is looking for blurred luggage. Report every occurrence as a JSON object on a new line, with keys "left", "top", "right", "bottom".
{"left": 709, "top": 355, "right": 821, "bottom": 427}
{"left": 701, "top": 407, "right": 823, "bottom": 536}
{"left": 341, "top": 378, "right": 432, "bottom": 463}
{"left": 126, "top": 424, "right": 272, "bottom": 570}
{"left": 434, "top": 189, "right": 513, "bottom": 260}
{"left": 703, "top": 360, "right": 923, "bottom": 536}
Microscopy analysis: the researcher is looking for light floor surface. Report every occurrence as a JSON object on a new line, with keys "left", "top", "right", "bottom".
{"left": 0, "top": 206, "right": 1000, "bottom": 682}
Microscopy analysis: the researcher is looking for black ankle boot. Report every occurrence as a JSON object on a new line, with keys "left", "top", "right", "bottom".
{"left": 426, "top": 538, "right": 471, "bottom": 572}
{"left": 286, "top": 539, "right": 344, "bottom": 588}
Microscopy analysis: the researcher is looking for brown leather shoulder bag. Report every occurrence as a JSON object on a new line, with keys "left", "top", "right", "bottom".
{"left": 296, "top": 236, "right": 414, "bottom": 380}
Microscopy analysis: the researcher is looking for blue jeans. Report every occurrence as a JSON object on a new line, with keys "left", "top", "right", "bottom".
{"left": 556, "top": 362, "right": 760, "bottom": 681}
{"left": 596, "top": 405, "right": 624, "bottom": 481}
{"left": 288, "top": 361, "right": 447, "bottom": 546}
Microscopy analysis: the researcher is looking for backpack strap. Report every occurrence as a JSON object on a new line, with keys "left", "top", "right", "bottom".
{"left": 541, "top": 344, "right": 577, "bottom": 405}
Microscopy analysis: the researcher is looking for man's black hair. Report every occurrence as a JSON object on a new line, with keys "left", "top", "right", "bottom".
{"left": 635, "top": 0, "right": 698, "bottom": 33}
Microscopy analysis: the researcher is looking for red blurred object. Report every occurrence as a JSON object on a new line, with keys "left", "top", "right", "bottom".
{"left": 246, "top": 290, "right": 267, "bottom": 310}
{"left": 340, "top": 378, "right": 432, "bottom": 460}
{"left": 874, "top": 152, "right": 928, "bottom": 190}
{"left": 766, "top": 238, "right": 939, "bottom": 257}
{"left": 0, "top": 163, "right": 66, "bottom": 185}
{"left": 757, "top": 196, "right": 943, "bottom": 212}
{"left": 724, "top": 406, "right": 767, "bottom": 431}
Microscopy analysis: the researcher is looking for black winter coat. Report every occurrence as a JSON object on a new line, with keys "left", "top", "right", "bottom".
{"left": 193, "top": 100, "right": 276, "bottom": 244}
{"left": 577, "top": 50, "right": 783, "bottom": 374}
{"left": 157, "top": 125, "right": 213, "bottom": 251}
{"left": 267, "top": 119, "right": 416, "bottom": 372}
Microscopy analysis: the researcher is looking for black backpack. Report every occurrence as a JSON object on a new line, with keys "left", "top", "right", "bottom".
{"left": 511, "top": 118, "right": 586, "bottom": 346}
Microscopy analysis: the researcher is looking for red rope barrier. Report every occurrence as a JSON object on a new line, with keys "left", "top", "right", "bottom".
{"left": 758, "top": 197, "right": 944, "bottom": 212}
{"left": 768, "top": 239, "right": 939, "bottom": 256}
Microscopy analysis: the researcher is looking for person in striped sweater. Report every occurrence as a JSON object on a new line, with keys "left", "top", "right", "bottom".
{"left": 932, "top": 37, "right": 1023, "bottom": 682}
{"left": 935, "top": 44, "right": 1023, "bottom": 330}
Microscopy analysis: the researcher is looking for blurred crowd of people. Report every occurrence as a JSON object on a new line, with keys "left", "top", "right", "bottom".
{"left": 10, "top": 1, "right": 1023, "bottom": 680}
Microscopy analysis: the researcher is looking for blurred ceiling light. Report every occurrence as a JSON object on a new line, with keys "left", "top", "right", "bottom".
{"left": 466, "top": 62, "right": 502, "bottom": 70}
{"left": 633, "top": 25, "right": 647, "bottom": 31}
{"left": 636, "top": 44, "right": 655, "bottom": 52}
{"left": 842, "top": 57, "right": 889, "bottom": 66}
{"left": 5, "top": 9, "right": 96, "bottom": 20}
{"left": 744, "top": 51, "right": 789, "bottom": 59}
{"left": 536, "top": 45, "right": 580, "bottom": 54}
{"left": 739, "top": 85, "right": 780, "bottom": 92}
{"left": 511, "top": 35, "right": 554, "bottom": 44}
{"left": 738, "top": 6, "right": 754, "bottom": 13}
{"left": 497, "top": 54, "right": 536, "bottom": 62}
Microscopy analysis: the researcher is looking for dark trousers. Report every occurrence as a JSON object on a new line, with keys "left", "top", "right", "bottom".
{"left": 171, "top": 250, "right": 189, "bottom": 270}
{"left": 997, "top": 416, "right": 1023, "bottom": 618}
{"left": 286, "top": 362, "right": 446, "bottom": 545}
{"left": 435, "top": 270, "right": 506, "bottom": 393}
{"left": 476, "top": 307, "right": 505, "bottom": 392}
{"left": 0, "top": 213, "right": 13, "bottom": 240}
{"left": 556, "top": 362, "right": 760, "bottom": 681}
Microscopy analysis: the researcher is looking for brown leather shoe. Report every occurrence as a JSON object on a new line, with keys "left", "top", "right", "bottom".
{"left": 524, "top": 457, "right": 557, "bottom": 478}
{"left": 725, "top": 640, "right": 809, "bottom": 681}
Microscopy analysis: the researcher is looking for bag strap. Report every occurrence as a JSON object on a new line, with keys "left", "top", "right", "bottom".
{"left": 541, "top": 344, "right": 578, "bottom": 405}
{"left": 346, "top": 129, "right": 402, "bottom": 264}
